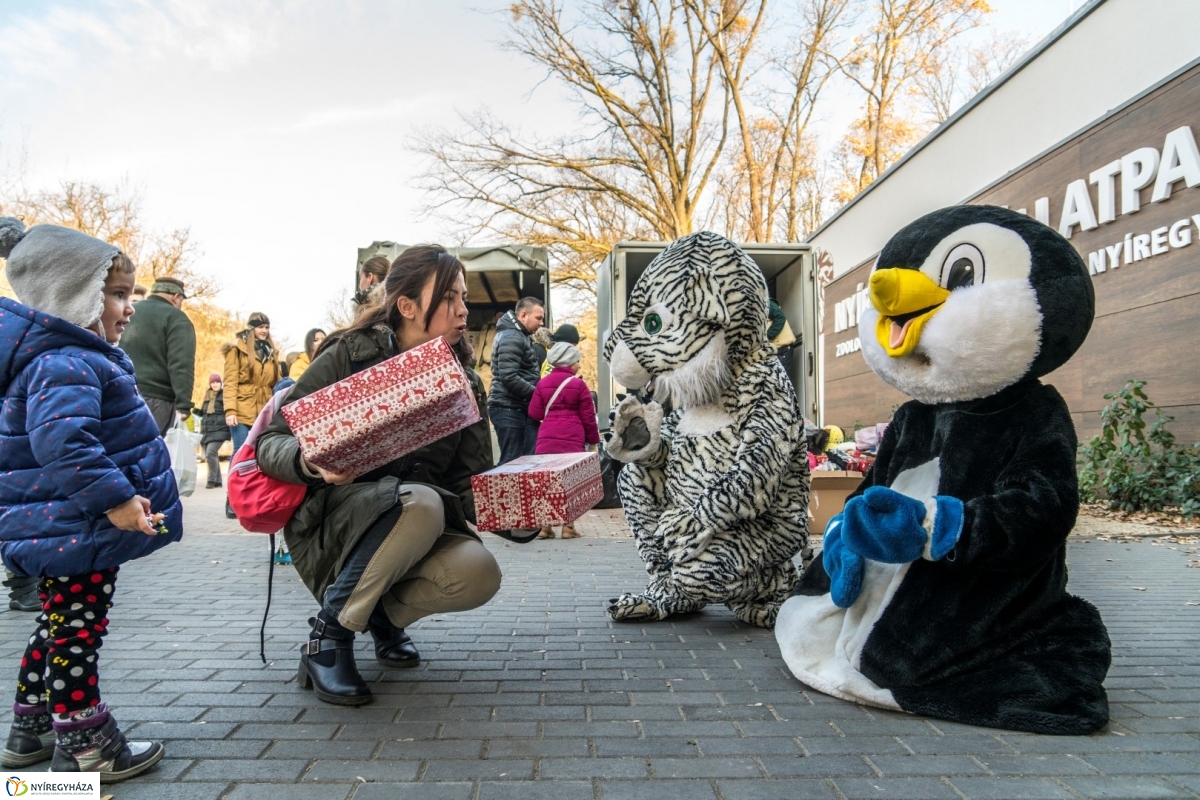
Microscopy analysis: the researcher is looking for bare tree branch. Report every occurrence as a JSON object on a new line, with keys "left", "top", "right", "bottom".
{"left": 414, "top": 0, "right": 867, "bottom": 290}
{"left": 832, "top": 0, "right": 991, "bottom": 201}
{"left": 0, "top": 177, "right": 239, "bottom": 406}
{"left": 915, "top": 28, "right": 1031, "bottom": 123}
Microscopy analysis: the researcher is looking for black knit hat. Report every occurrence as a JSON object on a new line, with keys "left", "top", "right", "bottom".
{"left": 247, "top": 312, "right": 270, "bottom": 328}
{"left": 551, "top": 324, "right": 580, "bottom": 345}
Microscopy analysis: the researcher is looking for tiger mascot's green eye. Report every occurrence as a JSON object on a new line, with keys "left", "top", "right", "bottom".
{"left": 642, "top": 313, "right": 662, "bottom": 334}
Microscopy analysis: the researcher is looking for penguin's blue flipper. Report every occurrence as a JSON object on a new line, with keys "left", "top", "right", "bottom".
{"left": 822, "top": 515, "right": 864, "bottom": 608}
{"left": 843, "top": 486, "right": 964, "bottom": 563}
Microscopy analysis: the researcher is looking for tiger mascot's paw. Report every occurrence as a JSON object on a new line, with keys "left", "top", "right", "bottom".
{"left": 604, "top": 395, "right": 664, "bottom": 463}
{"left": 726, "top": 597, "right": 782, "bottom": 629}
{"left": 606, "top": 593, "right": 666, "bottom": 622}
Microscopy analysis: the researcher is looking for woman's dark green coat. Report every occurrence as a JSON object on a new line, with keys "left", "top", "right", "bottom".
{"left": 255, "top": 325, "right": 494, "bottom": 602}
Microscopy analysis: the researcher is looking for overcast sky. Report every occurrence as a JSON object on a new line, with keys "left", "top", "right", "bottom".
{"left": 0, "top": 0, "right": 1075, "bottom": 348}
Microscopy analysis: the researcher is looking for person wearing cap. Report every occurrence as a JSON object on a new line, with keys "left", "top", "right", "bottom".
{"left": 539, "top": 323, "right": 581, "bottom": 378}
{"left": 222, "top": 312, "right": 282, "bottom": 457}
{"left": 528, "top": 341, "right": 600, "bottom": 539}
{"left": 119, "top": 275, "right": 197, "bottom": 436}
{"left": 193, "top": 373, "right": 231, "bottom": 489}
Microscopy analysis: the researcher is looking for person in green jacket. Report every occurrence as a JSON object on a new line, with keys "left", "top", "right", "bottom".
{"left": 255, "top": 246, "right": 512, "bottom": 706}
{"left": 767, "top": 297, "right": 798, "bottom": 376}
{"left": 119, "top": 276, "right": 196, "bottom": 435}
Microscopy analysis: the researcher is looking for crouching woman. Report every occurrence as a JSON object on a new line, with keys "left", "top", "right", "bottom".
{"left": 256, "top": 246, "right": 501, "bottom": 706}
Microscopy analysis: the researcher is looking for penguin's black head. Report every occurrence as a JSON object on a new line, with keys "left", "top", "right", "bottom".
{"left": 860, "top": 204, "right": 1094, "bottom": 404}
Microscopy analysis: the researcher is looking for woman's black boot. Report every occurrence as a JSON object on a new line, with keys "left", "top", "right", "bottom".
{"left": 297, "top": 611, "right": 372, "bottom": 706}
{"left": 368, "top": 606, "right": 420, "bottom": 668}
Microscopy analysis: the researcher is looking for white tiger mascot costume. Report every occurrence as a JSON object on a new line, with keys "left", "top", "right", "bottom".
{"left": 603, "top": 231, "right": 810, "bottom": 628}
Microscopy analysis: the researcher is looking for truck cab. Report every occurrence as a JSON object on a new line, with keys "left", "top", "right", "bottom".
{"left": 595, "top": 241, "right": 821, "bottom": 428}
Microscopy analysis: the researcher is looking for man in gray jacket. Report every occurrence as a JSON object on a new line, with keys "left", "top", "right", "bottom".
{"left": 487, "top": 297, "right": 544, "bottom": 464}
{"left": 120, "top": 276, "right": 196, "bottom": 435}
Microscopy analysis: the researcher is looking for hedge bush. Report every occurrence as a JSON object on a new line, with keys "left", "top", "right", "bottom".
{"left": 1077, "top": 380, "right": 1199, "bottom": 517}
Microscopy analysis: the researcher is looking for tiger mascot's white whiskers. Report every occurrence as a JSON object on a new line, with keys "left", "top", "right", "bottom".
{"left": 655, "top": 334, "right": 730, "bottom": 410}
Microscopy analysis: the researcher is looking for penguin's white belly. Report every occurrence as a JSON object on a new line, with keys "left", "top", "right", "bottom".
{"left": 775, "top": 458, "right": 943, "bottom": 709}
{"left": 776, "top": 562, "right": 906, "bottom": 709}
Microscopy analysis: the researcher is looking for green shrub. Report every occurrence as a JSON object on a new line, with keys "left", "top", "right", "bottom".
{"left": 1077, "top": 380, "right": 1200, "bottom": 517}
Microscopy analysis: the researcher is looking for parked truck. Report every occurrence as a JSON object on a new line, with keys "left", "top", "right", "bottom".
{"left": 595, "top": 241, "right": 821, "bottom": 429}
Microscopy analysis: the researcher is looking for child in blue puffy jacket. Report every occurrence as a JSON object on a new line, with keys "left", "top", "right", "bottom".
{"left": 0, "top": 217, "right": 182, "bottom": 782}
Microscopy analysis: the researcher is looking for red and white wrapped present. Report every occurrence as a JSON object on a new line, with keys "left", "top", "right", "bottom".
{"left": 472, "top": 452, "right": 604, "bottom": 531}
{"left": 281, "top": 337, "right": 481, "bottom": 477}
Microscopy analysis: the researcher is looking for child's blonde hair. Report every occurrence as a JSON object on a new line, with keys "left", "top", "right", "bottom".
{"left": 109, "top": 252, "right": 137, "bottom": 276}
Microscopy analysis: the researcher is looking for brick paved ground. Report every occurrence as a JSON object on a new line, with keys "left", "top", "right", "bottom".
{"left": 2, "top": 474, "right": 1199, "bottom": 800}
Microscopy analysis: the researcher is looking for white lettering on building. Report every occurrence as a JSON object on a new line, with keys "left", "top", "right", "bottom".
{"left": 833, "top": 282, "right": 872, "bottom": 334}
{"left": 832, "top": 282, "right": 872, "bottom": 357}
{"left": 835, "top": 338, "right": 862, "bottom": 358}
{"left": 1035, "top": 125, "right": 1200, "bottom": 239}
{"left": 1086, "top": 215, "right": 1200, "bottom": 275}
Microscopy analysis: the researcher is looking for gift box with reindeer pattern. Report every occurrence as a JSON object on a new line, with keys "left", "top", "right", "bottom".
{"left": 281, "top": 337, "right": 480, "bottom": 478}
{"left": 472, "top": 452, "right": 604, "bottom": 531}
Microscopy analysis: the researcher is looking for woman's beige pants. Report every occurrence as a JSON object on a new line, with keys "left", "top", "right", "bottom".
{"left": 333, "top": 484, "right": 501, "bottom": 632}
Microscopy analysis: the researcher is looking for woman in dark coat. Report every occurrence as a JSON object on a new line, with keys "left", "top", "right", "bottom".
{"left": 194, "top": 373, "right": 231, "bottom": 488}
{"left": 256, "top": 246, "right": 506, "bottom": 706}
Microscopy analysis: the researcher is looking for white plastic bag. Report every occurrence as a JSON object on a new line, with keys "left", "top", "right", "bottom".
{"left": 854, "top": 422, "right": 889, "bottom": 452}
{"left": 164, "top": 416, "right": 201, "bottom": 497}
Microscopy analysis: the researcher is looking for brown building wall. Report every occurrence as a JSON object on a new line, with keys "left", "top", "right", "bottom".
{"left": 822, "top": 65, "right": 1200, "bottom": 443}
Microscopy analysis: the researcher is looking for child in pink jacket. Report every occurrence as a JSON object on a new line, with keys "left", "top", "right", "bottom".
{"left": 528, "top": 342, "right": 600, "bottom": 538}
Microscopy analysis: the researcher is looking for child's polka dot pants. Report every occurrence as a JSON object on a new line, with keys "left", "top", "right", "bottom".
{"left": 14, "top": 568, "right": 118, "bottom": 720}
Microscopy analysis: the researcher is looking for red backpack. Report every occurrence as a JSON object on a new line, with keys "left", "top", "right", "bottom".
{"left": 226, "top": 387, "right": 309, "bottom": 663}
{"left": 227, "top": 387, "right": 307, "bottom": 533}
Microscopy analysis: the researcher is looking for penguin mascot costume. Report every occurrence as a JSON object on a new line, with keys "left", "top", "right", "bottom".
{"left": 775, "top": 205, "right": 1111, "bottom": 735}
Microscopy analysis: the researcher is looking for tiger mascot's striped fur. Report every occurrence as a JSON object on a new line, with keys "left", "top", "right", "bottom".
{"left": 602, "top": 231, "right": 810, "bottom": 628}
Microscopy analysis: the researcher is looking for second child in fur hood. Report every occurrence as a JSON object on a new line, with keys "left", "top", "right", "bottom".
{"left": 222, "top": 311, "right": 282, "bottom": 454}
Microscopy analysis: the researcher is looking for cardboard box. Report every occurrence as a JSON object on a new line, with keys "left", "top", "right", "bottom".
{"left": 810, "top": 471, "right": 864, "bottom": 535}
{"left": 282, "top": 337, "right": 480, "bottom": 477}
{"left": 472, "top": 452, "right": 604, "bottom": 531}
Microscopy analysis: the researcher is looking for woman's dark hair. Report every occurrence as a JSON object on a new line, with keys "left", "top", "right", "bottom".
{"left": 304, "top": 328, "right": 326, "bottom": 360}
{"left": 322, "top": 245, "right": 473, "bottom": 366}
{"left": 360, "top": 255, "right": 390, "bottom": 284}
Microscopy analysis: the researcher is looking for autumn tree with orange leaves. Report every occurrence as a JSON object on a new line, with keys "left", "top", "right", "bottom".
{"left": 0, "top": 179, "right": 242, "bottom": 406}
{"left": 419, "top": 0, "right": 1009, "bottom": 297}
{"left": 832, "top": 0, "right": 991, "bottom": 202}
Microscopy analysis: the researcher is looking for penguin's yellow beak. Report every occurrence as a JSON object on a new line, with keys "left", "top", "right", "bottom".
{"left": 870, "top": 268, "right": 950, "bottom": 358}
